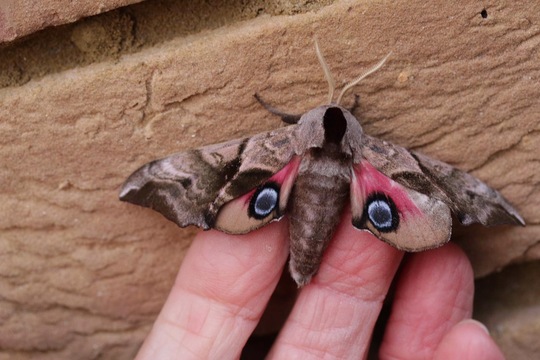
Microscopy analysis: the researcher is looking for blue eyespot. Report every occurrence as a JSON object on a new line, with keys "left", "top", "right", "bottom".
{"left": 249, "top": 183, "right": 279, "bottom": 219}
{"left": 365, "top": 193, "right": 399, "bottom": 232}
{"left": 368, "top": 200, "right": 392, "bottom": 228}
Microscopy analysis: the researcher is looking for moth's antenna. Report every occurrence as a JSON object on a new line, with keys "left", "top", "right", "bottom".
{"left": 336, "top": 52, "right": 392, "bottom": 105}
{"left": 314, "top": 38, "right": 336, "bottom": 104}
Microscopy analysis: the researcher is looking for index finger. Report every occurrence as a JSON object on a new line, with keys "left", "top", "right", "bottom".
{"left": 135, "top": 220, "right": 289, "bottom": 359}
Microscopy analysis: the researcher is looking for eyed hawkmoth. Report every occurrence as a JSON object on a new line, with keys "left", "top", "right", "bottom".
{"left": 120, "top": 41, "right": 524, "bottom": 286}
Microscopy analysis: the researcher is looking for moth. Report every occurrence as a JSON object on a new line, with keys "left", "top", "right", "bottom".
{"left": 120, "top": 41, "right": 524, "bottom": 286}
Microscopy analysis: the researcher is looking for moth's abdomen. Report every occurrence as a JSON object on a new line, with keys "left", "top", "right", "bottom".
{"left": 288, "top": 152, "right": 351, "bottom": 286}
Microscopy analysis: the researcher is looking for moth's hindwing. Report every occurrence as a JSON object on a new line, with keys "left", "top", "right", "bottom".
{"left": 351, "top": 160, "right": 452, "bottom": 251}
{"left": 214, "top": 156, "right": 301, "bottom": 233}
{"left": 119, "top": 126, "right": 297, "bottom": 230}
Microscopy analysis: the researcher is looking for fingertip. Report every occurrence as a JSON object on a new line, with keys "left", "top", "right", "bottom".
{"left": 434, "top": 319, "right": 505, "bottom": 360}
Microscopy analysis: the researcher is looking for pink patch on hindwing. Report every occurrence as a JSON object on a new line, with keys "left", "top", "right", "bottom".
{"left": 235, "top": 155, "right": 301, "bottom": 209}
{"left": 213, "top": 156, "right": 301, "bottom": 233}
{"left": 352, "top": 161, "right": 422, "bottom": 218}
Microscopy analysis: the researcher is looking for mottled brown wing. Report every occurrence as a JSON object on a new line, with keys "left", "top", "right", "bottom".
{"left": 119, "top": 126, "right": 297, "bottom": 230}
{"left": 360, "top": 134, "right": 524, "bottom": 227}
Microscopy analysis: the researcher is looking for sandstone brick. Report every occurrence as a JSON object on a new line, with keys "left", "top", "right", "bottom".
{"left": 0, "top": 0, "right": 144, "bottom": 43}
{"left": 0, "top": 0, "right": 538, "bottom": 358}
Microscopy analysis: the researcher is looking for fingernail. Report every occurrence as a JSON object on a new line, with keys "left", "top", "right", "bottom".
{"left": 462, "top": 319, "right": 490, "bottom": 335}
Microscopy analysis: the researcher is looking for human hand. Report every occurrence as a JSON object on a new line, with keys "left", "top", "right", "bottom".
{"left": 134, "top": 216, "right": 505, "bottom": 359}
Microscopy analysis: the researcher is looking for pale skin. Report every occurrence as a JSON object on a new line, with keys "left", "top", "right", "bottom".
{"left": 135, "top": 212, "right": 506, "bottom": 359}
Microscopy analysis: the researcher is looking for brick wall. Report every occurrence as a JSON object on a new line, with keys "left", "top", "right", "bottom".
{"left": 0, "top": 1, "right": 538, "bottom": 359}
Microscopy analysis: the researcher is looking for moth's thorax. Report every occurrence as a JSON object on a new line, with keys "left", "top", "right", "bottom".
{"left": 293, "top": 105, "right": 365, "bottom": 162}
{"left": 287, "top": 149, "right": 351, "bottom": 286}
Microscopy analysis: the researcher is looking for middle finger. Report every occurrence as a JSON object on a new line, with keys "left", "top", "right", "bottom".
{"left": 269, "top": 213, "right": 403, "bottom": 358}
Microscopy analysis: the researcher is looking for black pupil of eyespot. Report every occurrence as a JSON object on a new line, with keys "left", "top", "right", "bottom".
{"left": 249, "top": 184, "right": 279, "bottom": 219}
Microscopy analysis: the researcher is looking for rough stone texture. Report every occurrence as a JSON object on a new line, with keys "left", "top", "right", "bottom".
{"left": 0, "top": 0, "right": 145, "bottom": 43}
{"left": 0, "top": 0, "right": 333, "bottom": 88}
{"left": 475, "top": 261, "right": 540, "bottom": 360}
{"left": 0, "top": 0, "right": 538, "bottom": 359}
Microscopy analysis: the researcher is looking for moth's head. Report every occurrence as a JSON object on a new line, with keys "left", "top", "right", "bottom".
{"left": 286, "top": 39, "right": 390, "bottom": 159}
